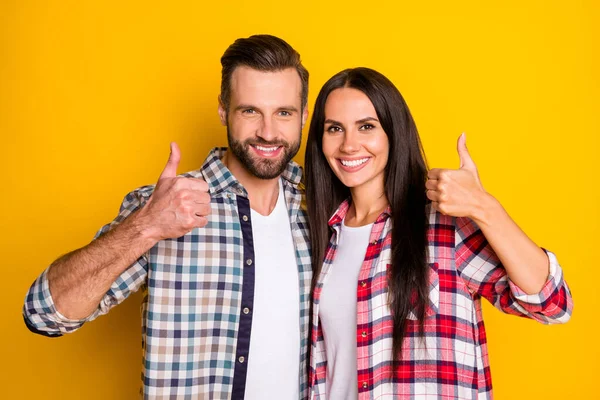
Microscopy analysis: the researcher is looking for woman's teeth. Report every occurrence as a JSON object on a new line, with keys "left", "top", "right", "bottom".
{"left": 340, "top": 158, "right": 369, "bottom": 167}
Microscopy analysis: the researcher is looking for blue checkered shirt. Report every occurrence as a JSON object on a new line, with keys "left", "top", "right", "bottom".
{"left": 23, "top": 148, "right": 313, "bottom": 399}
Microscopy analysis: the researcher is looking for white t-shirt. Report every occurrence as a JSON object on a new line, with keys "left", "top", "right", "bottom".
{"left": 319, "top": 219, "right": 373, "bottom": 400}
{"left": 244, "top": 180, "right": 301, "bottom": 400}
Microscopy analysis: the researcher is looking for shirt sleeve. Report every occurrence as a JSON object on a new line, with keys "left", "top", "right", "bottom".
{"left": 454, "top": 216, "right": 573, "bottom": 324}
{"left": 22, "top": 187, "right": 153, "bottom": 337}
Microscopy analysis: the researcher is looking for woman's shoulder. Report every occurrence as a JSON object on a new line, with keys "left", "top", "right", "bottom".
{"left": 425, "top": 203, "right": 481, "bottom": 237}
{"left": 426, "top": 202, "right": 454, "bottom": 226}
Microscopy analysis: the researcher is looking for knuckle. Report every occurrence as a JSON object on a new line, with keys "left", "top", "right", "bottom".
{"left": 439, "top": 170, "right": 451, "bottom": 181}
{"left": 180, "top": 205, "right": 192, "bottom": 215}
{"left": 177, "top": 189, "right": 190, "bottom": 200}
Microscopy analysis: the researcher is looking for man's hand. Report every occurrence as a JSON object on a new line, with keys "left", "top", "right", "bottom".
{"left": 426, "top": 133, "right": 491, "bottom": 221}
{"left": 137, "top": 142, "right": 211, "bottom": 240}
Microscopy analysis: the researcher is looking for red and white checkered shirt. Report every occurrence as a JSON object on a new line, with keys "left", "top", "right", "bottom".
{"left": 309, "top": 200, "right": 573, "bottom": 400}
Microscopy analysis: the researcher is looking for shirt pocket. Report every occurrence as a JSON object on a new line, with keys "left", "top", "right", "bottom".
{"left": 406, "top": 262, "right": 440, "bottom": 320}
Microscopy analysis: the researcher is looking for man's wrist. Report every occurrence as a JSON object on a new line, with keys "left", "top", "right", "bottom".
{"left": 124, "top": 208, "right": 162, "bottom": 248}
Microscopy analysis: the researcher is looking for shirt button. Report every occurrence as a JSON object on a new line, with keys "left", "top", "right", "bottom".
{"left": 362, "top": 382, "right": 368, "bottom": 389}
{"left": 243, "top": 307, "right": 250, "bottom": 315}
{"left": 242, "top": 215, "right": 248, "bottom": 222}
{"left": 361, "top": 331, "right": 367, "bottom": 338}
{"left": 361, "top": 281, "right": 367, "bottom": 288}
{"left": 246, "top": 259, "right": 253, "bottom": 266}
{"left": 238, "top": 356, "right": 245, "bottom": 363}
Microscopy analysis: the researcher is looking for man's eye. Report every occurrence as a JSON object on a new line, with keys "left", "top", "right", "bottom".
{"left": 279, "top": 111, "right": 292, "bottom": 117}
{"left": 242, "top": 109, "right": 257, "bottom": 114}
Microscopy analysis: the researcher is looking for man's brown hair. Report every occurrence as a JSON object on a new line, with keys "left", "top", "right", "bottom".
{"left": 220, "top": 34, "right": 309, "bottom": 111}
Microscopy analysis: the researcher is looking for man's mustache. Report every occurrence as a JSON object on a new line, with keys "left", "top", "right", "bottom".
{"left": 244, "top": 138, "right": 289, "bottom": 147}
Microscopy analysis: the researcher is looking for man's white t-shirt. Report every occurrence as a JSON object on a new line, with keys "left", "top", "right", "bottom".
{"left": 244, "top": 179, "right": 300, "bottom": 399}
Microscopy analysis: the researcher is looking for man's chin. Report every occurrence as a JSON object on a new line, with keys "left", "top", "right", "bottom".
{"left": 247, "top": 159, "right": 287, "bottom": 180}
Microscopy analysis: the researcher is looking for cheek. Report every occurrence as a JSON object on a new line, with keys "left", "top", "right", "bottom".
{"left": 373, "top": 135, "right": 390, "bottom": 162}
{"left": 278, "top": 119, "right": 302, "bottom": 139}
{"left": 321, "top": 136, "right": 338, "bottom": 162}
{"left": 230, "top": 118, "right": 256, "bottom": 138}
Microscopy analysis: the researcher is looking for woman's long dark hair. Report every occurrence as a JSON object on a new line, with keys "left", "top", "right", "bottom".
{"left": 305, "top": 67, "right": 429, "bottom": 365}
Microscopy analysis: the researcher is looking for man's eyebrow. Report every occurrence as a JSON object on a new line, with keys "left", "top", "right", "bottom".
{"left": 233, "top": 105, "right": 300, "bottom": 112}
{"left": 234, "top": 104, "right": 257, "bottom": 111}
{"left": 278, "top": 106, "right": 299, "bottom": 112}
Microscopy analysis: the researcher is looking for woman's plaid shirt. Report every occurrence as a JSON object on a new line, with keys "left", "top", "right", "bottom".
{"left": 309, "top": 200, "right": 572, "bottom": 400}
{"left": 23, "top": 148, "right": 313, "bottom": 399}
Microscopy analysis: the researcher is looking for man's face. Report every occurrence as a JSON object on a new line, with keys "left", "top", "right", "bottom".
{"left": 218, "top": 66, "right": 307, "bottom": 179}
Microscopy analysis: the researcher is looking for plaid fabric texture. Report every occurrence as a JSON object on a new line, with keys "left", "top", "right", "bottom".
{"left": 23, "top": 148, "right": 313, "bottom": 399}
{"left": 309, "top": 200, "right": 573, "bottom": 400}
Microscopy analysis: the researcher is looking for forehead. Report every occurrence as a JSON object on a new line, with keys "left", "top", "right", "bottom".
{"left": 325, "top": 88, "right": 377, "bottom": 120}
{"left": 229, "top": 66, "right": 302, "bottom": 108}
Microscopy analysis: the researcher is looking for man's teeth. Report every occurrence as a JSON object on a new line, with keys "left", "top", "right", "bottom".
{"left": 255, "top": 145, "right": 279, "bottom": 152}
{"left": 340, "top": 158, "right": 369, "bottom": 167}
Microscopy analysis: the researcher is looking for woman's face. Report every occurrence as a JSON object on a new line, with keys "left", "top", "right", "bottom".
{"left": 322, "top": 87, "right": 389, "bottom": 192}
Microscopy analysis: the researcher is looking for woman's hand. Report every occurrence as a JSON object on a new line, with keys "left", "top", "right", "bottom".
{"left": 426, "top": 133, "right": 494, "bottom": 223}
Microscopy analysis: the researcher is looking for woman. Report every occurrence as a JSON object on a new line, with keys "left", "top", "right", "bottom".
{"left": 304, "top": 67, "right": 572, "bottom": 399}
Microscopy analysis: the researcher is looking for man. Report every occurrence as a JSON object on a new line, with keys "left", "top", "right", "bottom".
{"left": 23, "top": 35, "right": 312, "bottom": 400}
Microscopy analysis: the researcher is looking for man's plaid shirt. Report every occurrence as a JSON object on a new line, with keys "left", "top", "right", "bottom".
{"left": 23, "top": 148, "right": 313, "bottom": 399}
{"left": 309, "top": 200, "right": 573, "bottom": 400}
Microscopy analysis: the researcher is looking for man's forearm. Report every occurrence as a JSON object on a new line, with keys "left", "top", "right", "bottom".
{"left": 41, "top": 143, "right": 210, "bottom": 321}
{"left": 47, "top": 211, "right": 158, "bottom": 320}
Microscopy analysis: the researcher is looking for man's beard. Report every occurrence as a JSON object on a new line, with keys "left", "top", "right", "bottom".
{"left": 227, "top": 126, "right": 301, "bottom": 180}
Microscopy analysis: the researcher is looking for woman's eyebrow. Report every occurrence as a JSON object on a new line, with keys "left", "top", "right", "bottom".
{"left": 324, "top": 116, "right": 379, "bottom": 125}
{"left": 355, "top": 117, "right": 379, "bottom": 124}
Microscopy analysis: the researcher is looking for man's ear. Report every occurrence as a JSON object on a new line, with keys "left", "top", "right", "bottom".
{"left": 218, "top": 95, "right": 227, "bottom": 126}
{"left": 301, "top": 106, "right": 309, "bottom": 128}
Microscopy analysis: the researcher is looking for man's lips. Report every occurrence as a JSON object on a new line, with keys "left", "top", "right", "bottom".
{"left": 250, "top": 144, "right": 284, "bottom": 158}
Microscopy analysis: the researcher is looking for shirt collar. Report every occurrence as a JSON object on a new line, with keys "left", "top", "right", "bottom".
{"left": 328, "top": 198, "right": 392, "bottom": 228}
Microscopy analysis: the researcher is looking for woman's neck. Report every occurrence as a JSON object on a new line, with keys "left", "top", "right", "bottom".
{"left": 346, "top": 179, "right": 388, "bottom": 227}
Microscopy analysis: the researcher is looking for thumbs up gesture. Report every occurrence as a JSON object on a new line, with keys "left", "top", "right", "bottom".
{"left": 426, "top": 134, "right": 490, "bottom": 219}
{"left": 138, "top": 142, "right": 211, "bottom": 241}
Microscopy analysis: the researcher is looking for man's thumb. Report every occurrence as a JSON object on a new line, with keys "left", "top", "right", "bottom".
{"left": 158, "top": 142, "right": 181, "bottom": 180}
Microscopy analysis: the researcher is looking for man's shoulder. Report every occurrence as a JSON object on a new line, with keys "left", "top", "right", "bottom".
{"left": 119, "top": 184, "right": 155, "bottom": 206}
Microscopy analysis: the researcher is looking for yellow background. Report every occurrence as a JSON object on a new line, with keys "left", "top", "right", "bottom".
{"left": 1, "top": 1, "right": 598, "bottom": 399}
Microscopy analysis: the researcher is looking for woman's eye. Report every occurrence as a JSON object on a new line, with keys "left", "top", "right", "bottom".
{"left": 326, "top": 125, "right": 342, "bottom": 133}
{"left": 360, "top": 124, "right": 375, "bottom": 130}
